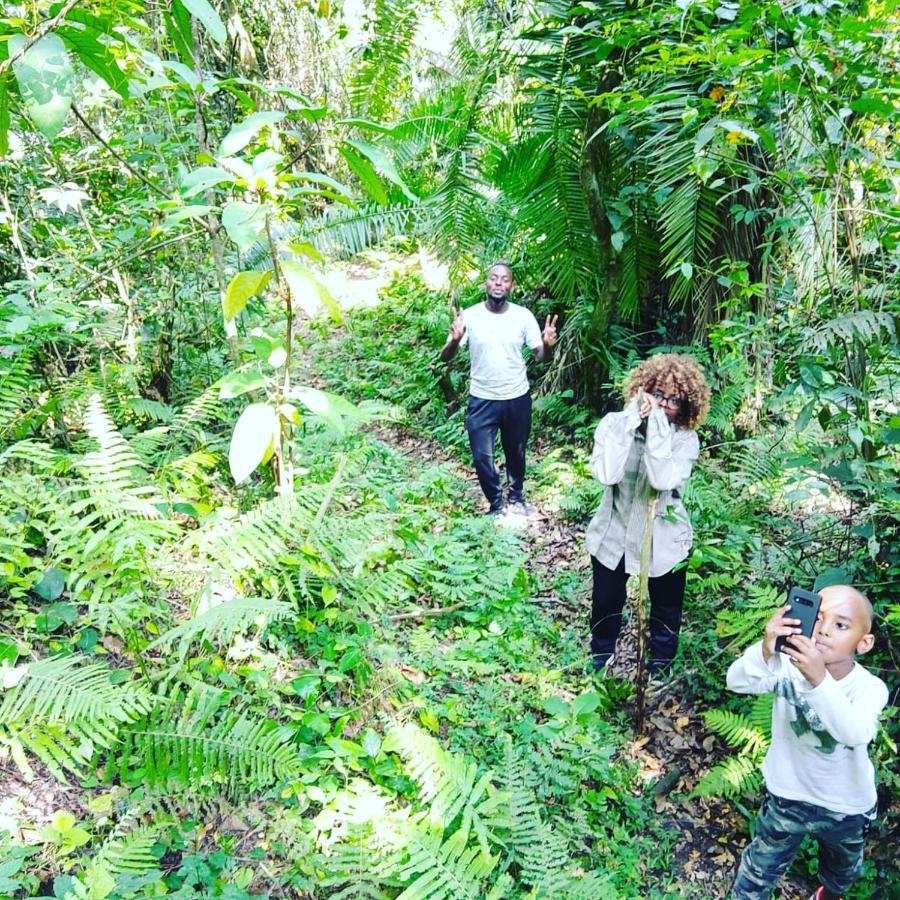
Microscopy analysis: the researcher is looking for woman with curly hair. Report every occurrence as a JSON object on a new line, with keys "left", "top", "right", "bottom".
{"left": 586, "top": 353, "right": 711, "bottom": 676}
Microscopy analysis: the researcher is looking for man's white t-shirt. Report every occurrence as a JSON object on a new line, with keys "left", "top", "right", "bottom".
{"left": 460, "top": 302, "right": 543, "bottom": 400}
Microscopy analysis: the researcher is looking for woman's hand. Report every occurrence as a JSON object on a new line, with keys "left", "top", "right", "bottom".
{"left": 636, "top": 388, "right": 661, "bottom": 419}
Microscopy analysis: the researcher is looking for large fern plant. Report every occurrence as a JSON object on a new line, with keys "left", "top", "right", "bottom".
{"left": 315, "top": 723, "right": 615, "bottom": 899}
{"left": 693, "top": 694, "right": 774, "bottom": 800}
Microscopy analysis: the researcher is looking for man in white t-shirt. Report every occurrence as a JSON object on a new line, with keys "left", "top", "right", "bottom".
{"left": 440, "top": 263, "right": 558, "bottom": 515}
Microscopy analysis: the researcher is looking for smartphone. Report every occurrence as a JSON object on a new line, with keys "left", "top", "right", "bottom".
{"left": 775, "top": 587, "right": 822, "bottom": 652}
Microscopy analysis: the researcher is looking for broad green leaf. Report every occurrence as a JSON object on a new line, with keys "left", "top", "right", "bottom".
{"left": 10, "top": 34, "right": 75, "bottom": 139}
{"left": 34, "top": 567, "right": 65, "bottom": 601}
{"left": 221, "top": 201, "right": 266, "bottom": 251}
{"left": 229, "top": 403, "right": 278, "bottom": 484}
{"left": 219, "top": 110, "right": 285, "bottom": 156}
{"left": 160, "top": 204, "right": 214, "bottom": 228}
{"left": 824, "top": 115, "right": 843, "bottom": 144}
{"left": 57, "top": 26, "right": 129, "bottom": 98}
{"left": 337, "top": 117, "right": 396, "bottom": 136}
{"left": 281, "top": 259, "right": 341, "bottom": 322}
{"left": 361, "top": 728, "right": 382, "bottom": 757}
{"left": 179, "top": 0, "right": 227, "bottom": 43}
{"left": 849, "top": 96, "right": 894, "bottom": 117}
{"left": 541, "top": 695, "right": 569, "bottom": 717}
{"left": 288, "top": 241, "right": 325, "bottom": 263}
{"left": 342, "top": 139, "right": 416, "bottom": 201}
{"left": 180, "top": 165, "right": 236, "bottom": 198}
{"left": 218, "top": 369, "right": 267, "bottom": 399}
{"left": 680, "top": 262, "right": 694, "bottom": 279}
{"left": 289, "top": 386, "right": 354, "bottom": 434}
{"left": 0, "top": 638, "right": 19, "bottom": 666}
{"left": 270, "top": 86, "right": 328, "bottom": 119}
{"left": 163, "top": 59, "right": 199, "bottom": 90}
{"left": 716, "top": 120, "right": 759, "bottom": 141}
{"left": 223, "top": 270, "right": 271, "bottom": 320}
{"left": 339, "top": 144, "right": 388, "bottom": 204}
{"left": 572, "top": 690, "right": 602, "bottom": 718}
{"left": 166, "top": 0, "right": 195, "bottom": 65}
{"left": 286, "top": 172, "right": 356, "bottom": 204}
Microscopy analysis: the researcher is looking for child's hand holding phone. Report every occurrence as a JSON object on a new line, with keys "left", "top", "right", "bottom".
{"left": 763, "top": 605, "right": 802, "bottom": 662}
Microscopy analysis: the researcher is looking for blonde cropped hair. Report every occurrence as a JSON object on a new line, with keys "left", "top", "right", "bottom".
{"left": 623, "top": 353, "right": 711, "bottom": 429}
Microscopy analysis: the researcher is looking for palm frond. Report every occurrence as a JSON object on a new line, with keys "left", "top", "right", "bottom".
{"left": 803, "top": 310, "right": 895, "bottom": 354}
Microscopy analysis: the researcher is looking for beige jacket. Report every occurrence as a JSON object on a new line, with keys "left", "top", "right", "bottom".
{"left": 585, "top": 399, "right": 699, "bottom": 578}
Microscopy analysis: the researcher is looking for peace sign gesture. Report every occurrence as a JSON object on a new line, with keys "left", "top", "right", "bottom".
{"left": 542, "top": 314, "right": 559, "bottom": 347}
{"left": 449, "top": 305, "right": 466, "bottom": 342}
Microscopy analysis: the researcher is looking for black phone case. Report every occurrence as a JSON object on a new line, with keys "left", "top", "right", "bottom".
{"left": 774, "top": 587, "right": 822, "bottom": 652}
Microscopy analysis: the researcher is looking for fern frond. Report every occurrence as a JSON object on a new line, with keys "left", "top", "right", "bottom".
{"left": 304, "top": 202, "right": 418, "bottom": 258}
{"left": 0, "top": 655, "right": 149, "bottom": 725}
{"left": 67, "top": 824, "right": 161, "bottom": 897}
{"left": 391, "top": 823, "right": 498, "bottom": 900}
{"left": 703, "top": 708, "right": 768, "bottom": 756}
{"left": 116, "top": 698, "right": 304, "bottom": 796}
{"left": 384, "top": 722, "right": 500, "bottom": 847}
{"left": 319, "top": 822, "right": 394, "bottom": 900}
{"left": 80, "top": 394, "right": 170, "bottom": 521}
{"left": 349, "top": 0, "right": 421, "bottom": 120}
{"left": 147, "top": 596, "right": 292, "bottom": 660}
{"left": 167, "top": 386, "right": 225, "bottom": 448}
{"left": 692, "top": 755, "right": 762, "bottom": 800}
{"left": 189, "top": 492, "right": 324, "bottom": 587}
{"left": 747, "top": 693, "right": 774, "bottom": 737}
{"left": 0, "top": 349, "right": 37, "bottom": 438}
{"left": 0, "top": 655, "right": 150, "bottom": 782}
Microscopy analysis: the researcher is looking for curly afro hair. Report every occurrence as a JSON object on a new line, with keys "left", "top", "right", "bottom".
{"left": 623, "top": 353, "right": 711, "bottom": 430}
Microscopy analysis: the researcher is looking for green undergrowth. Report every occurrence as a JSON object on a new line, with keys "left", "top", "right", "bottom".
{"left": 1, "top": 270, "right": 895, "bottom": 897}
{"left": 305, "top": 273, "right": 899, "bottom": 898}
{"left": 0, "top": 317, "right": 673, "bottom": 896}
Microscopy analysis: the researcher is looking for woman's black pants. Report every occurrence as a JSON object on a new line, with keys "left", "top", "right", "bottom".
{"left": 590, "top": 556, "right": 686, "bottom": 667}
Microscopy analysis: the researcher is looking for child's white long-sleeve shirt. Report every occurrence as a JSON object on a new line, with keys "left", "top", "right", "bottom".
{"left": 726, "top": 640, "right": 888, "bottom": 815}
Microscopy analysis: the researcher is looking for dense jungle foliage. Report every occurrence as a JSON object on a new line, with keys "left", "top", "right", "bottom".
{"left": 0, "top": 0, "right": 897, "bottom": 896}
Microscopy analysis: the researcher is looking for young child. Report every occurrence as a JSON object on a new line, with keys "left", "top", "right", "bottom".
{"left": 727, "top": 585, "right": 889, "bottom": 900}
{"left": 586, "top": 353, "right": 711, "bottom": 675}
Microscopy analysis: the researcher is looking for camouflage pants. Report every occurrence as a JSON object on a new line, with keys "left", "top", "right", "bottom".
{"left": 730, "top": 791, "right": 875, "bottom": 899}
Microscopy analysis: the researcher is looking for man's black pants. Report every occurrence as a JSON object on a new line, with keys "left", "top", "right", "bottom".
{"left": 590, "top": 556, "right": 686, "bottom": 667}
{"left": 465, "top": 392, "right": 531, "bottom": 510}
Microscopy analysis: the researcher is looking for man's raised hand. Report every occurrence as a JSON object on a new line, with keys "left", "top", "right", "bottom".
{"left": 449, "top": 305, "right": 466, "bottom": 343}
{"left": 542, "top": 314, "right": 559, "bottom": 347}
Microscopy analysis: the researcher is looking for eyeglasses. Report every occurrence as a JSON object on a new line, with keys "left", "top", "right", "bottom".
{"left": 652, "top": 390, "right": 682, "bottom": 409}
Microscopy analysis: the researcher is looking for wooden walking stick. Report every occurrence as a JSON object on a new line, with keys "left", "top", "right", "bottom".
{"left": 634, "top": 490, "right": 658, "bottom": 735}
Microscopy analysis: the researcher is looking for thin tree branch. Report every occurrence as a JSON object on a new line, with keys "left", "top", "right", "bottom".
{"left": 388, "top": 602, "right": 465, "bottom": 622}
{"left": 76, "top": 231, "right": 202, "bottom": 292}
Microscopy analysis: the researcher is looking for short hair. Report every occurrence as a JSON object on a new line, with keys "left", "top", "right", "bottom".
{"left": 623, "top": 353, "right": 711, "bottom": 429}
{"left": 488, "top": 262, "right": 513, "bottom": 277}
{"left": 820, "top": 584, "right": 874, "bottom": 632}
